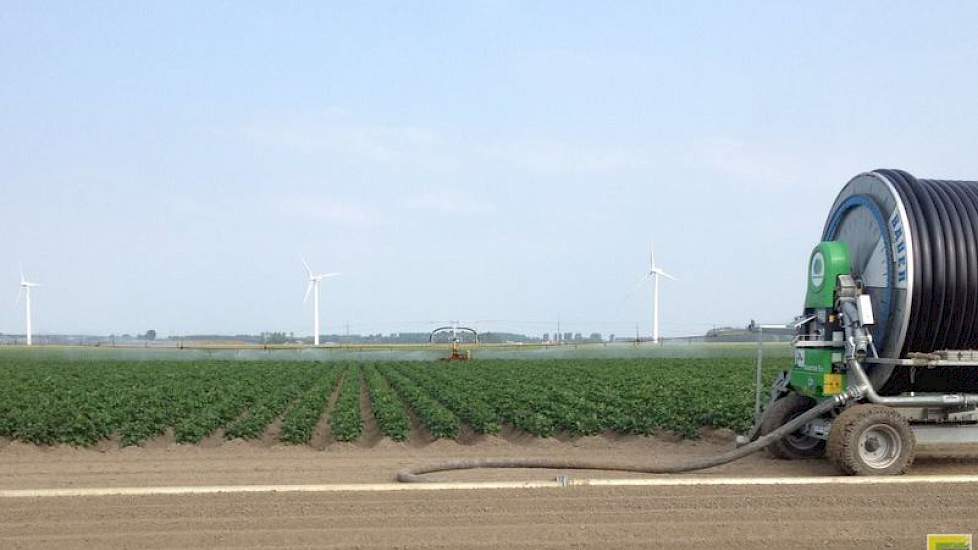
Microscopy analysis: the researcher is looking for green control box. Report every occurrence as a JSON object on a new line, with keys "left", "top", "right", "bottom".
{"left": 805, "top": 241, "right": 851, "bottom": 309}
{"left": 791, "top": 348, "right": 847, "bottom": 399}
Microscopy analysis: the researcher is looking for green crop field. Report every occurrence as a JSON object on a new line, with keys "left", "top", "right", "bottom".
{"left": 0, "top": 355, "right": 791, "bottom": 447}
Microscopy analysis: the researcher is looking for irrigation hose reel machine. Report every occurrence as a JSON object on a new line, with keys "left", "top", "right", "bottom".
{"left": 396, "top": 168, "right": 978, "bottom": 483}
{"left": 753, "top": 169, "right": 978, "bottom": 475}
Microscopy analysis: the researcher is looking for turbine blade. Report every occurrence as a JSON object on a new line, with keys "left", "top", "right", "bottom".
{"left": 14, "top": 286, "right": 23, "bottom": 307}
{"left": 19, "top": 263, "right": 25, "bottom": 285}
{"left": 621, "top": 273, "right": 651, "bottom": 303}
{"left": 636, "top": 273, "right": 651, "bottom": 289}
{"left": 656, "top": 269, "right": 677, "bottom": 281}
{"left": 301, "top": 257, "right": 313, "bottom": 278}
{"left": 649, "top": 244, "right": 655, "bottom": 270}
{"left": 303, "top": 281, "right": 313, "bottom": 303}
{"left": 319, "top": 272, "right": 341, "bottom": 278}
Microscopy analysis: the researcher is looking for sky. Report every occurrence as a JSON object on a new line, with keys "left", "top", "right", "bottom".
{"left": 2, "top": 1, "right": 978, "bottom": 338}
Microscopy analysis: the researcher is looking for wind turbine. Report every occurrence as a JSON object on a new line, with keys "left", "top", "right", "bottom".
{"left": 302, "top": 259, "right": 339, "bottom": 346}
{"left": 647, "top": 242, "right": 676, "bottom": 344}
{"left": 16, "top": 266, "right": 40, "bottom": 346}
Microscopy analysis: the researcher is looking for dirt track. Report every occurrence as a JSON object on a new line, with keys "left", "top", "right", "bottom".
{"left": 3, "top": 435, "right": 978, "bottom": 548}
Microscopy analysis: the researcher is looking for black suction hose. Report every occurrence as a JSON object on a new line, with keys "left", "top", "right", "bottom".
{"left": 397, "top": 392, "right": 853, "bottom": 482}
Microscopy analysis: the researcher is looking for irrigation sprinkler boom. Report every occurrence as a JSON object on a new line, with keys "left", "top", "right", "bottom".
{"left": 429, "top": 321, "right": 479, "bottom": 361}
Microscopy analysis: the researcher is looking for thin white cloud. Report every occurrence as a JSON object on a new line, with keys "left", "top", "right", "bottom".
{"left": 692, "top": 138, "right": 809, "bottom": 188}
{"left": 242, "top": 110, "right": 656, "bottom": 178}
{"left": 242, "top": 111, "right": 459, "bottom": 173}
{"left": 278, "top": 196, "right": 385, "bottom": 228}
{"left": 404, "top": 190, "right": 496, "bottom": 216}
{"left": 475, "top": 139, "right": 651, "bottom": 175}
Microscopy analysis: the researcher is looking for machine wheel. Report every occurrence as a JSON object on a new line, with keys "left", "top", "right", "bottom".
{"left": 760, "top": 393, "right": 826, "bottom": 459}
{"left": 827, "top": 404, "right": 915, "bottom": 475}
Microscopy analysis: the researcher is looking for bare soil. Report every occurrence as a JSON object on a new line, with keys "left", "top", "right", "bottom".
{"left": 3, "top": 434, "right": 978, "bottom": 549}
{"left": 2, "top": 431, "right": 978, "bottom": 489}
{"left": 3, "top": 484, "right": 978, "bottom": 549}
{"left": 308, "top": 379, "right": 343, "bottom": 450}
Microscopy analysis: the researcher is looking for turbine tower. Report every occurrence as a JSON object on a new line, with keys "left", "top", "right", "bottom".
{"left": 647, "top": 242, "right": 676, "bottom": 344}
{"left": 302, "top": 259, "right": 339, "bottom": 346}
{"left": 16, "top": 266, "right": 40, "bottom": 346}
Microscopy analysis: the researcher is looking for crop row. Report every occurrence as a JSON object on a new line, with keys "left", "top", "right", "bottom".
{"left": 330, "top": 366, "right": 364, "bottom": 442}
{"left": 379, "top": 365, "right": 459, "bottom": 439}
{"left": 364, "top": 365, "right": 410, "bottom": 441}
{"left": 279, "top": 366, "right": 344, "bottom": 444}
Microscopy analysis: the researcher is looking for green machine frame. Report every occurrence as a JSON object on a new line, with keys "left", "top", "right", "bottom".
{"left": 791, "top": 242, "right": 852, "bottom": 400}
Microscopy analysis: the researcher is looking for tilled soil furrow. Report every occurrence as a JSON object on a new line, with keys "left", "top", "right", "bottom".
{"left": 4, "top": 504, "right": 978, "bottom": 536}
{"left": 2, "top": 485, "right": 977, "bottom": 550}
{"left": 4, "top": 484, "right": 978, "bottom": 512}
{"left": 4, "top": 492, "right": 978, "bottom": 521}
{"left": 4, "top": 518, "right": 978, "bottom": 550}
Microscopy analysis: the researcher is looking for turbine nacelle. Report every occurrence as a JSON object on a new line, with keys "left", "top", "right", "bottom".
{"left": 649, "top": 268, "right": 676, "bottom": 281}
{"left": 18, "top": 264, "right": 40, "bottom": 288}
{"left": 303, "top": 273, "right": 340, "bottom": 303}
{"left": 309, "top": 272, "right": 340, "bottom": 282}
{"left": 648, "top": 242, "right": 677, "bottom": 281}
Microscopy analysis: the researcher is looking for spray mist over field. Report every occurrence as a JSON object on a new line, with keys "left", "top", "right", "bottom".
{"left": 0, "top": 342, "right": 792, "bottom": 363}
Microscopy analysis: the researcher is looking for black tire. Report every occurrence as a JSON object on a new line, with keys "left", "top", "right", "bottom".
{"left": 827, "top": 404, "right": 915, "bottom": 476}
{"left": 759, "top": 393, "right": 826, "bottom": 459}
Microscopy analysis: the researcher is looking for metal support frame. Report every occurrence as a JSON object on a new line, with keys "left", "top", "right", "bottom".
{"left": 912, "top": 424, "right": 978, "bottom": 445}
{"left": 841, "top": 306, "right": 978, "bottom": 409}
{"left": 749, "top": 318, "right": 811, "bottom": 423}
{"left": 742, "top": 319, "right": 794, "bottom": 446}
{"left": 864, "top": 355, "right": 978, "bottom": 368}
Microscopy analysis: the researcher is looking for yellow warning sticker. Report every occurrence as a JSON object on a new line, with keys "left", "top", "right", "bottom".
{"left": 928, "top": 534, "right": 973, "bottom": 550}
{"left": 822, "top": 373, "right": 843, "bottom": 395}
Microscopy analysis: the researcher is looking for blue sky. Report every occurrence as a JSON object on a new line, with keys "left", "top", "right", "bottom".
{"left": 2, "top": 2, "right": 978, "bottom": 338}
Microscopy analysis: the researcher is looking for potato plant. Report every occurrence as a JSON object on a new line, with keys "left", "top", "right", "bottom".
{"left": 0, "top": 356, "right": 789, "bottom": 446}
{"left": 329, "top": 366, "right": 364, "bottom": 442}
{"left": 225, "top": 363, "right": 325, "bottom": 440}
{"left": 363, "top": 365, "right": 410, "bottom": 441}
{"left": 393, "top": 363, "right": 500, "bottom": 434}
{"left": 279, "top": 367, "right": 343, "bottom": 444}
{"left": 378, "top": 365, "right": 459, "bottom": 439}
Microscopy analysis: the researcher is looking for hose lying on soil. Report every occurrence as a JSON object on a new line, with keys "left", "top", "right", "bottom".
{"left": 396, "top": 393, "right": 849, "bottom": 482}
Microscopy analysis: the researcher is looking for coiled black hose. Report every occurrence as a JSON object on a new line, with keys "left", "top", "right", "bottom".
{"left": 876, "top": 170, "right": 978, "bottom": 392}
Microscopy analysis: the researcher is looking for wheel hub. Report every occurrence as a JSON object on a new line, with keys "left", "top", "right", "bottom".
{"left": 858, "top": 424, "right": 902, "bottom": 469}
{"left": 785, "top": 411, "right": 821, "bottom": 451}
{"left": 787, "top": 430, "right": 821, "bottom": 451}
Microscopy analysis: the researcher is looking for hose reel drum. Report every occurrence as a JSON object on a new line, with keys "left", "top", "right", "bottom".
{"left": 763, "top": 169, "right": 978, "bottom": 475}
{"left": 819, "top": 169, "right": 978, "bottom": 393}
